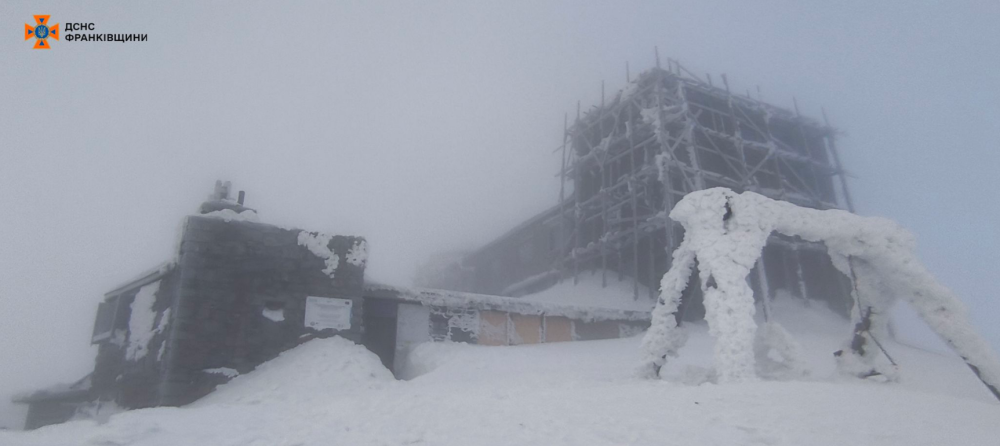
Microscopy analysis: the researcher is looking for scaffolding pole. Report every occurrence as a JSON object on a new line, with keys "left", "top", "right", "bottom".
{"left": 556, "top": 60, "right": 845, "bottom": 303}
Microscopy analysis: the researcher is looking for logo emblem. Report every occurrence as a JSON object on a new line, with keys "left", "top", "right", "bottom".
{"left": 24, "top": 15, "right": 59, "bottom": 49}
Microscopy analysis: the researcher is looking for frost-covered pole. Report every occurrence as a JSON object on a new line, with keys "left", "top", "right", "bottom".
{"left": 573, "top": 101, "right": 581, "bottom": 286}
{"left": 676, "top": 81, "right": 705, "bottom": 191}
{"left": 883, "top": 260, "right": 1000, "bottom": 401}
{"left": 755, "top": 258, "right": 772, "bottom": 322}
{"left": 559, "top": 113, "right": 568, "bottom": 281}
{"left": 654, "top": 69, "right": 678, "bottom": 301}
{"left": 629, "top": 119, "right": 640, "bottom": 300}
{"left": 821, "top": 108, "right": 855, "bottom": 213}
{"left": 559, "top": 113, "right": 567, "bottom": 206}
{"left": 639, "top": 238, "right": 695, "bottom": 378}
{"left": 791, "top": 249, "right": 810, "bottom": 302}
{"left": 600, "top": 155, "right": 608, "bottom": 288}
{"left": 641, "top": 189, "right": 766, "bottom": 382}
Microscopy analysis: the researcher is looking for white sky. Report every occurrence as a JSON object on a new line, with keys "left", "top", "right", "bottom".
{"left": 1, "top": 0, "right": 998, "bottom": 427}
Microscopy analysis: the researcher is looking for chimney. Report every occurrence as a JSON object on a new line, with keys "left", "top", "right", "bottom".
{"left": 197, "top": 180, "right": 255, "bottom": 215}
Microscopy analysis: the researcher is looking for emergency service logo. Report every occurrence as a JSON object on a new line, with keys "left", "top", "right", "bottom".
{"left": 24, "top": 15, "right": 59, "bottom": 49}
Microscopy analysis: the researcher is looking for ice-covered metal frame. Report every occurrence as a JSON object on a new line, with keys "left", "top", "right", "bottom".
{"left": 640, "top": 188, "right": 1000, "bottom": 403}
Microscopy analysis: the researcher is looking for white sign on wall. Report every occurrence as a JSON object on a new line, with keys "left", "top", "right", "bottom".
{"left": 304, "top": 296, "right": 353, "bottom": 331}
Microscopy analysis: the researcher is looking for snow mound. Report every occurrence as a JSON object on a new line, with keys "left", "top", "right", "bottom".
{"left": 520, "top": 270, "right": 656, "bottom": 312}
{"left": 196, "top": 337, "right": 394, "bottom": 406}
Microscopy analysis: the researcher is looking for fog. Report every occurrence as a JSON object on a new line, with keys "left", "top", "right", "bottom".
{"left": 2, "top": 0, "right": 998, "bottom": 428}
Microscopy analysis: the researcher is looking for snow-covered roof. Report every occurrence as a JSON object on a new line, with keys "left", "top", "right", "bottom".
{"left": 363, "top": 282, "right": 650, "bottom": 322}
{"left": 12, "top": 374, "right": 92, "bottom": 404}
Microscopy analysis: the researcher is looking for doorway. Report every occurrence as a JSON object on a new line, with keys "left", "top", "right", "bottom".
{"left": 361, "top": 298, "right": 399, "bottom": 376}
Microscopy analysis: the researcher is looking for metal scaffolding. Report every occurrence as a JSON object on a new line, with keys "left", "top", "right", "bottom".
{"left": 547, "top": 57, "right": 853, "bottom": 302}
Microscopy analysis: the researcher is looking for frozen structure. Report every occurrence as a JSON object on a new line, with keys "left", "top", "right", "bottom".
{"left": 414, "top": 59, "right": 1000, "bottom": 398}
{"left": 423, "top": 60, "right": 856, "bottom": 323}
{"left": 639, "top": 188, "right": 1000, "bottom": 401}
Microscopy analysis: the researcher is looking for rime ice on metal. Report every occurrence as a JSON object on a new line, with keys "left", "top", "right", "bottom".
{"left": 641, "top": 188, "right": 1000, "bottom": 398}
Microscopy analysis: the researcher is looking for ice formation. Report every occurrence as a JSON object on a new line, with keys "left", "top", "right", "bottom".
{"left": 297, "top": 231, "right": 339, "bottom": 278}
{"left": 346, "top": 240, "right": 368, "bottom": 267}
{"left": 641, "top": 188, "right": 1000, "bottom": 397}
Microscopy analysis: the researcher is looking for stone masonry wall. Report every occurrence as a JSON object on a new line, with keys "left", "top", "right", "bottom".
{"left": 158, "top": 216, "right": 365, "bottom": 406}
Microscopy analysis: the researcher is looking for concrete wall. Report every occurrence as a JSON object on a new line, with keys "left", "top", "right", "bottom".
{"left": 459, "top": 207, "right": 565, "bottom": 296}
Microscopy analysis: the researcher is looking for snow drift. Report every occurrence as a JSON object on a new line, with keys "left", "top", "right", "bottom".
{"left": 196, "top": 337, "right": 394, "bottom": 406}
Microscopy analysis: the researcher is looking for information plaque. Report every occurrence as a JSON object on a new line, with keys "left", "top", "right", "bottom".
{"left": 304, "top": 296, "right": 352, "bottom": 331}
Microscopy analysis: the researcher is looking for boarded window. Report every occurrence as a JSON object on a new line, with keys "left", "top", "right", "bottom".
{"left": 430, "top": 308, "right": 479, "bottom": 343}
{"left": 509, "top": 314, "right": 542, "bottom": 345}
{"left": 543, "top": 316, "right": 573, "bottom": 343}
{"left": 478, "top": 311, "right": 508, "bottom": 345}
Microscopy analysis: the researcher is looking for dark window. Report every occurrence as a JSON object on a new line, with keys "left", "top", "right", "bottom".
{"left": 91, "top": 296, "right": 120, "bottom": 343}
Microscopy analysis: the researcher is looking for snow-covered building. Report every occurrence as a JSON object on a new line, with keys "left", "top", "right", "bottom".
{"left": 422, "top": 63, "right": 856, "bottom": 321}
{"left": 14, "top": 186, "right": 366, "bottom": 428}
{"left": 361, "top": 283, "right": 650, "bottom": 377}
{"left": 14, "top": 183, "right": 647, "bottom": 430}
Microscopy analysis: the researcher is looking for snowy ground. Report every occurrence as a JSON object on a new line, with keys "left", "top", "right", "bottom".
{"left": 3, "top": 298, "right": 998, "bottom": 446}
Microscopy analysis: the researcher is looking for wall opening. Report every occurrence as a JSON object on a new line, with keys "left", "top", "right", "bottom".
{"left": 362, "top": 298, "right": 399, "bottom": 375}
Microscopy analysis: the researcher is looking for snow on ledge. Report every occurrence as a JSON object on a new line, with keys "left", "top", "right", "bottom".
{"left": 364, "top": 282, "right": 651, "bottom": 323}
{"left": 202, "top": 367, "right": 239, "bottom": 379}
{"left": 200, "top": 209, "right": 260, "bottom": 223}
{"left": 297, "top": 231, "right": 340, "bottom": 279}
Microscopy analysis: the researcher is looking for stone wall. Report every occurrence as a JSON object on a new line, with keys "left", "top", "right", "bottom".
{"left": 158, "top": 216, "right": 365, "bottom": 406}
{"left": 86, "top": 268, "right": 179, "bottom": 409}
{"left": 116, "top": 275, "right": 178, "bottom": 408}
